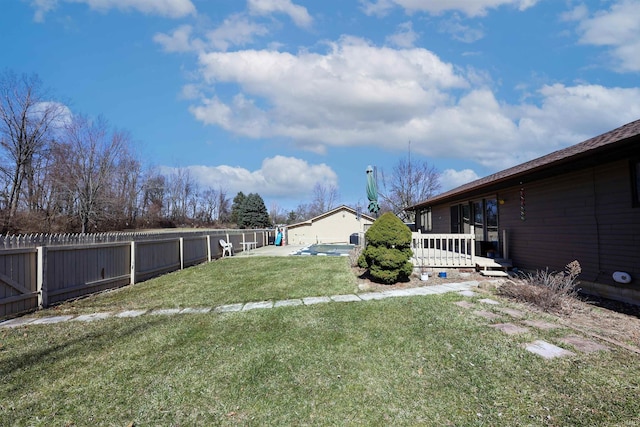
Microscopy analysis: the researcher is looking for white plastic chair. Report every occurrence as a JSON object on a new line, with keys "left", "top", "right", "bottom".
{"left": 219, "top": 239, "right": 233, "bottom": 257}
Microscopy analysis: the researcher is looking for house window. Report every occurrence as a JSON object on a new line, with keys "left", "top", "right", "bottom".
{"left": 450, "top": 206, "right": 459, "bottom": 233}
{"left": 420, "top": 208, "right": 432, "bottom": 232}
{"left": 633, "top": 160, "right": 640, "bottom": 207}
{"left": 450, "top": 204, "right": 471, "bottom": 234}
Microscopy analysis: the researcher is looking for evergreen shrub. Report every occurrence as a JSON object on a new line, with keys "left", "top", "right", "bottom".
{"left": 358, "top": 212, "right": 413, "bottom": 284}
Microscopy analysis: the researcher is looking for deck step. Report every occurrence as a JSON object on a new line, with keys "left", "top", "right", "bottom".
{"left": 480, "top": 270, "right": 510, "bottom": 277}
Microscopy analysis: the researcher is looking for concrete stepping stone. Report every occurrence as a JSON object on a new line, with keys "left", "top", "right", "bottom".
{"left": 559, "top": 335, "right": 609, "bottom": 353}
{"left": 382, "top": 289, "right": 416, "bottom": 298}
{"left": 180, "top": 307, "right": 212, "bottom": 314}
{"left": 407, "top": 287, "right": 441, "bottom": 295}
{"left": 151, "top": 308, "right": 181, "bottom": 316}
{"left": 454, "top": 300, "right": 474, "bottom": 309}
{"left": 302, "top": 296, "right": 332, "bottom": 305}
{"left": 358, "top": 292, "right": 387, "bottom": 301}
{"left": 274, "top": 299, "right": 303, "bottom": 307}
{"left": 215, "top": 303, "right": 243, "bottom": 313}
{"left": 458, "top": 290, "right": 478, "bottom": 297}
{"left": 441, "top": 281, "right": 478, "bottom": 291}
{"left": 474, "top": 310, "right": 502, "bottom": 320}
{"left": 331, "top": 294, "right": 361, "bottom": 303}
{"left": 242, "top": 301, "right": 274, "bottom": 311}
{"left": 525, "top": 340, "right": 575, "bottom": 359}
{"left": 74, "top": 312, "right": 112, "bottom": 322}
{"left": 31, "top": 315, "right": 74, "bottom": 325}
{"left": 495, "top": 307, "right": 526, "bottom": 318}
{"left": 116, "top": 310, "right": 147, "bottom": 318}
{"left": 0, "top": 317, "right": 36, "bottom": 328}
{"left": 522, "top": 319, "right": 560, "bottom": 330}
{"left": 479, "top": 298, "right": 500, "bottom": 305}
{"left": 490, "top": 323, "right": 530, "bottom": 335}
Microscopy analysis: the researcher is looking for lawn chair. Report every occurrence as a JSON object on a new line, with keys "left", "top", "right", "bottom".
{"left": 219, "top": 239, "right": 233, "bottom": 257}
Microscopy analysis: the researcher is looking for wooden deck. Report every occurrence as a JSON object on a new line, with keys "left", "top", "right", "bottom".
{"left": 411, "top": 231, "right": 512, "bottom": 276}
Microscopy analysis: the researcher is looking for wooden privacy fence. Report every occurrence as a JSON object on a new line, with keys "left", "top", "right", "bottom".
{"left": 411, "top": 230, "right": 476, "bottom": 268}
{"left": 0, "top": 229, "right": 270, "bottom": 319}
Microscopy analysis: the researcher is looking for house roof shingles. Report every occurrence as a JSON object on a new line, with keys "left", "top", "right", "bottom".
{"left": 410, "top": 118, "right": 640, "bottom": 209}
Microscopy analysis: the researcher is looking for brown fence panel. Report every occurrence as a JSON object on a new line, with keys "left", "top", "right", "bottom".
{"left": 0, "top": 229, "right": 270, "bottom": 319}
{"left": 45, "top": 243, "right": 131, "bottom": 305}
{"left": 0, "top": 249, "right": 38, "bottom": 317}
{"left": 135, "top": 239, "right": 181, "bottom": 282}
{"left": 182, "top": 236, "right": 208, "bottom": 267}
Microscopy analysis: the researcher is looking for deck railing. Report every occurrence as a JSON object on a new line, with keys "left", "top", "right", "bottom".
{"left": 411, "top": 230, "right": 476, "bottom": 268}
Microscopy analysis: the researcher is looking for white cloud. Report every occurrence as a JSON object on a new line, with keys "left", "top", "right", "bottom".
{"left": 192, "top": 36, "right": 468, "bottom": 150}
{"left": 153, "top": 25, "right": 204, "bottom": 53}
{"left": 360, "top": 0, "right": 539, "bottom": 17}
{"left": 439, "top": 15, "right": 485, "bottom": 43}
{"left": 571, "top": 0, "right": 640, "bottom": 72}
{"left": 187, "top": 35, "right": 640, "bottom": 172}
{"left": 163, "top": 156, "right": 338, "bottom": 198}
{"left": 440, "top": 169, "right": 480, "bottom": 191}
{"left": 359, "top": 0, "right": 395, "bottom": 17}
{"left": 154, "top": 14, "right": 272, "bottom": 53}
{"left": 247, "top": 0, "right": 313, "bottom": 28}
{"left": 386, "top": 21, "right": 419, "bottom": 48}
{"left": 30, "top": 0, "right": 196, "bottom": 20}
{"left": 516, "top": 83, "right": 640, "bottom": 150}
{"left": 206, "top": 13, "right": 270, "bottom": 51}
{"left": 31, "top": 0, "right": 57, "bottom": 22}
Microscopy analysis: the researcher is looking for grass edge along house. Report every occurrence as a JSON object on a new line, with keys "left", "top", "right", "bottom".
{"left": 408, "top": 119, "right": 640, "bottom": 305}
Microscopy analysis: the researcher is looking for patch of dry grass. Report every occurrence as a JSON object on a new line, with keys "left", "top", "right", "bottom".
{"left": 498, "top": 261, "right": 581, "bottom": 314}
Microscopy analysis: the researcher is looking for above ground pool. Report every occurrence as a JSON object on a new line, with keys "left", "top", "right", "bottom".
{"left": 292, "top": 244, "right": 354, "bottom": 256}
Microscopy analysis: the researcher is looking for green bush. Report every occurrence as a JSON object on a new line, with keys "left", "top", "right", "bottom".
{"left": 360, "top": 212, "right": 413, "bottom": 284}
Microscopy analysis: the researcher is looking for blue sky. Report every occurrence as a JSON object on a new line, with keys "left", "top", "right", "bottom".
{"left": 3, "top": 0, "right": 640, "bottom": 212}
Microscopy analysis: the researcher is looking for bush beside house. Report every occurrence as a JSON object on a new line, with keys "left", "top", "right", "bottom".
{"left": 358, "top": 212, "right": 413, "bottom": 284}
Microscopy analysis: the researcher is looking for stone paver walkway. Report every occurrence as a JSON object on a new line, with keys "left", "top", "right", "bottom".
{"left": 453, "top": 293, "right": 611, "bottom": 359}
{"left": 0, "top": 280, "right": 614, "bottom": 360}
{"left": 0, "top": 281, "right": 480, "bottom": 329}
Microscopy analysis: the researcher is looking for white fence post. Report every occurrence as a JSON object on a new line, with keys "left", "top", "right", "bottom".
{"left": 206, "top": 235, "right": 211, "bottom": 262}
{"left": 179, "top": 237, "right": 184, "bottom": 270}
{"left": 130, "top": 241, "right": 136, "bottom": 285}
{"left": 37, "top": 246, "right": 48, "bottom": 309}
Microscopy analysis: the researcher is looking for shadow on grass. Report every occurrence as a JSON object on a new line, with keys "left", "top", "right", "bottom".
{"left": 1, "top": 317, "right": 167, "bottom": 393}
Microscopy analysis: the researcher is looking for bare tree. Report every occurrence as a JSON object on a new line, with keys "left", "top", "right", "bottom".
{"left": 110, "top": 153, "right": 142, "bottom": 228}
{"left": 216, "top": 188, "right": 231, "bottom": 223}
{"left": 269, "top": 202, "right": 287, "bottom": 225}
{"left": 196, "top": 186, "right": 230, "bottom": 224}
{"left": 140, "top": 171, "right": 165, "bottom": 225}
{"left": 309, "top": 182, "right": 339, "bottom": 217}
{"left": 380, "top": 154, "right": 441, "bottom": 222}
{"left": 197, "top": 187, "right": 219, "bottom": 223}
{"left": 54, "top": 115, "right": 129, "bottom": 233}
{"left": 164, "top": 168, "right": 196, "bottom": 222}
{"left": 0, "top": 70, "right": 67, "bottom": 232}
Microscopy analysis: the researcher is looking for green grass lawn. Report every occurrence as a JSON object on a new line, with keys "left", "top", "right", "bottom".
{"left": 2, "top": 257, "right": 640, "bottom": 426}
{"left": 43, "top": 256, "right": 359, "bottom": 316}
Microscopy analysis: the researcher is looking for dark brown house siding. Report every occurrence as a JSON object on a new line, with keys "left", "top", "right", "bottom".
{"left": 506, "top": 168, "right": 601, "bottom": 280}
{"left": 415, "top": 159, "right": 639, "bottom": 302}
{"left": 410, "top": 119, "right": 640, "bottom": 304}
{"left": 417, "top": 160, "right": 640, "bottom": 302}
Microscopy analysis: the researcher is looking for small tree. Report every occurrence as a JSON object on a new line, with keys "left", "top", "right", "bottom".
{"left": 239, "top": 193, "right": 270, "bottom": 229}
{"left": 230, "top": 191, "right": 246, "bottom": 226}
{"left": 358, "top": 212, "right": 413, "bottom": 284}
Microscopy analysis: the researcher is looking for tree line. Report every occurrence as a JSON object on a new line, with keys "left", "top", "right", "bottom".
{"left": 0, "top": 70, "right": 441, "bottom": 234}
{"left": 0, "top": 70, "right": 344, "bottom": 234}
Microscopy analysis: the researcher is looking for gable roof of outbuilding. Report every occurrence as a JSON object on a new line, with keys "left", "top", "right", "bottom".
{"left": 287, "top": 205, "right": 376, "bottom": 229}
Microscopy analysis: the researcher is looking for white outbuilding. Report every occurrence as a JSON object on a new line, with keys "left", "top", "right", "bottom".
{"left": 287, "top": 205, "right": 376, "bottom": 245}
